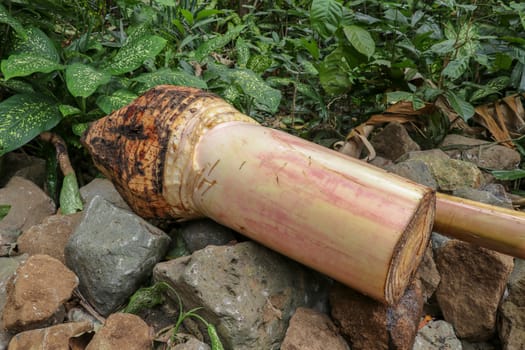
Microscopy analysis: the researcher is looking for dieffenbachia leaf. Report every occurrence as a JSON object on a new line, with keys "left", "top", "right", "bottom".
{"left": 59, "top": 172, "right": 83, "bottom": 215}
{"left": 193, "top": 25, "right": 245, "bottom": 62}
{"left": 0, "top": 3, "right": 26, "bottom": 38}
{"left": 1, "top": 53, "right": 64, "bottom": 80}
{"left": 0, "top": 94, "right": 61, "bottom": 157}
{"left": 132, "top": 68, "right": 207, "bottom": 93}
{"left": 105, "top": 34, "right": 167, "bottom": 75}
{"left": 96, "top": 89, "right": 138, "bottom": 114}
{"left": 65, "top": 63, "right": 111, "bottom": 97}
{"left": 229, "top": 69, "right": 281, "bottom": 113}
{"left": 12, "top": 27, "right": 59, "bottom": 62}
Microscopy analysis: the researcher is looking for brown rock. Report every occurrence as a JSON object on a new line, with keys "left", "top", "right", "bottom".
{"left": 2, "top": 254, "right": 78, "bottom": 332}
{"left": 0, "top": 177, "right": 55, "bottom": 254}
{"left": 435, "top": 240, "right": 514, "bottom": 341}
{"left": 498, "top": 259, "right": 525, "bottom": 350}
{"left": 414, "top": 243, "right": 440, "bottom": 302}
{"left": 281, "top": 307, "right": 349, "bottom": 350}
{"left": 0, "top": 152, "right": 46, "bottom": 188}
{"left": 17, "top": 213, "right": 82, "bottom": 263}
{"left": 329, "top": 280, "right": 424, "bottom": 350}
{"left": 85, "top": 313, "right": 153, "bottom": 350}
{"left": 371, "top": 122, "right": 420, "bottom": 161}
{"left": 7, "top": 321, "right": 93, "bottom": 350}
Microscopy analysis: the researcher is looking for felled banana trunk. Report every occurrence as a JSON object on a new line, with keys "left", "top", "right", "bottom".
{"left": 82, "top": 85, "right": 435, "bottom": 305}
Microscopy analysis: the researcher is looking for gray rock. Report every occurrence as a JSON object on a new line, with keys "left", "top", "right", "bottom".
{"left": 0, "top": 177, "right": 55, "bottom": 255}
{"left": 154, "top": 241, "right": 328, "bottom": 350}
{"left": 461, "top": 340, "right": 497, "bottom": 350}
{"left": 441, "top": 134, "right": 521, "bottom": 170}
{"left": 435, "top": 241, "right": 513, "bottom": 341}
{"left": 398, "top": 150, "right": 482, "bottom": 191}
{"left": 79, "top": 178, "right": 131, "bottom": 211}
{"left": 173, "top": 335, "right": 211, "bottom": 350}
{"left": 415, "top": 244, "right": 440, "bottom": 302}
{"left": 179, "top": 219, "right": 236, "bottom": 253}
{"left": 65, "top": 196, "right": 170, "bottom": 316}
{"left": 453, "top": 187, "right": 513, "bottom": 209}
{"left": 413, "top": 320, "right": 462, "bottom": 350}
{"left": 281, "top": 307, "right": 349, "bottom": 350}
{"left": 0, "top": 255, "right": 26, "bottom": 349}
{"left": 389, "top": 159, "right": 438, "bottom": 190}
{"left": 371, "top": 122, "right": 420, "bottom": 161}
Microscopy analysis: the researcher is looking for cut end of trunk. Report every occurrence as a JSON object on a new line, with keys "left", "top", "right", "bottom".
{"left": 385, "top": 189, "right": 435, "bottom": 304}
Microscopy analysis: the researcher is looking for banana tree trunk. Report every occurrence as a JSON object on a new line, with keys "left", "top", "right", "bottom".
{"left": 82, "top": 85, "right": 435, "bottom": 305}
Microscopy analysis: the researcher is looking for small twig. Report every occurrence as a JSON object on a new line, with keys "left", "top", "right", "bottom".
{"left": 73, "top": 289, "right": 106, "bottom": 324}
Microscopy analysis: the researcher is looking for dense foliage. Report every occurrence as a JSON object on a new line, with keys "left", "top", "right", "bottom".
{"left": 0, "top": 0, "right": 524, "bottom": 197}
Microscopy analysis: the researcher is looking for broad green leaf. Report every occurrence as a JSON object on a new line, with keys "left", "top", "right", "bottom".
{"left": 318, "top": 47, "right": 352, "bottom": 95}
{"left": 193, "top": 25, "right": 245, "bottom": 62}
{"left": 247, "top": 55, "right": 273, "bottom": 74}
{"left": 310, "top": 0, "right": 343, "bottom": 39}
{"left": 299, "top": 38, "right": 319, "bottom": 60}
{"left": 196, "top": 9, "right": 222, "bottom": 21}
{"left": 445, "top": 91, "right": 474, "bottom": 121}
{"left": 229, "top": 69, "right": 281, "bottom": 113}
{"left": 12, "top": 27, "right": 59, "bottom": 62}
{"left": 0, "top": 94, "right": 61, "bottom": 157}
{"left": 429, "top": 39, "right": 456, "bottom": 55}
{"left": 235, "top": 37, "right": 250, "bottom": 68}
{"left": 59, "top": 105, "right": 82, "bottom": 118}
{"left": 65, "top": 63, "right": 111, "bottom": 97}
{"left": 72, "top": 123, "right": 89, "bottom": 137}
{"left": 441, "top": 57, "right": 468, "bottom": 80}
{"left": 387, "top": 91, "right": 414, "bottom": 104}
{"left": 1, "top": 53, "right": 64, "bottom": 80}
{"left": 0, "top": 204, "right": 10, "bottom": 221}
{"left": 0, "top": 3, "right": 26, "bottom": 38}
{"left": 59, "top": 173, "right": 83, "bottom": 215}
{"left": 132, "top": 68, "right": 207, "bottom": 93}
{"left": 105, "top": 35, "right": 167, "bottom": 75}
{"left": 155, "top": 0, "right": 176, "bottom": 6}
{"left": 491, "top": 169, "right": 525, "bottom": 181}
{"left": 96, "top": 89, "right": 138, "bottom": 114}
{"left": 0, "top": 79, "right": 35, "bottom": 94}
{"left": 343, "top": 25, "right": 375, "bottom": 58}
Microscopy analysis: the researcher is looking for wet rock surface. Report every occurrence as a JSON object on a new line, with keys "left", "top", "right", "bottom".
{"left": 85, "top": 313, "right": 153, "bottom": 350}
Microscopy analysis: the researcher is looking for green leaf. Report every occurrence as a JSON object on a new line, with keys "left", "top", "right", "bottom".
{"left": 193, "top": 25, "right": 245, "bottom": 62}
{"left": 429, "top": 39, "right": 456, "bottom": 55}
{"left": 12, "top": 27, "right": 59, "bottom": 62}
{"left": 0, "top": 3, "right": 26, "bottom": 38}
{"left": 247, "top": 55, "right": 273, "bottom": 74}
{"left": 441, "top": 57, "right": 468, "bottom": 80}
{"left": 207, "top": 323, "right": 225, "bottom": 350}
{"left": 0, "top": 204, "right": 11, "bottom": 221}
{"left": 491, "top": 169, "right": 525, "bottom": 181}
{"left": 72, "top": 123, "right": 90, "bottom": 137}
{"left": 343, "top": 25, "right": 375, "bottom": 58}
{"left": 229, "top": 69, "right": 281, "bottom": 113}
{"left": 122, "top": 282, "right": 169, "bottom": 314}
{"left": 445, "top": 91, "right": 475, "bottom": 121}
{"left": 235, "top": 37, "right": 250, "bottom": 68}
{"left": 59, "top": 105, "right": 82, "bottom": 118}
{"left": 96, "top": 89, "right": 138, "bottom": 114}
{"left": 1, "top": 53, "right": 64, "bottom": 80}
{"left": 318, "top": 47, "right": 352, "bottom": 95}
{"left": 387, "top": 91, "right": 414, "bottom": 104}
{"left": 65, "top": 63, "right": 111, "bottom": 97}
{"left": 105, "top": 35, "right": 167, "bottom": 75}
{"left": 132, "top": 68, "right": 207, "bottom": 93}
{"left": 59, "top": 172, "right": 83, "bottom": 215}
{"left": 0, "top": 94, "right": 61, "bottom": 157}
{"left": 310, "top": 0, "right": 343, "bottom": 39}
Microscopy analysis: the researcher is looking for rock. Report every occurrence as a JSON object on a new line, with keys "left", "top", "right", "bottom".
{"left": 154, "top": 241, "right": 328, "bottom": 350}
{"left": 0, "top": 153, "right": 46, "bottom": 188}
{"left": 0, "top": 255, "right": 26, "bottom": 349}
{"left": 461, "top": 340, "right": 498, "bottom": 350}
{"left": 368, "top": 156, "right": 393, "bottom": 169}
{"left": 280, "top": 307, "right": 349, "bottom": 350}
{"left": 498, "top": 258, "right": 525, "bottom": 350}
{"left": 172, "top": 335, "right": 211, "bottom": 350}
{"left": 414, "top": 244, "right": 440, "bottom": 302}
{"left": 389, "top": 159, "right": 438, "bottom": 190}
{"left": 398, "top": 150, "right": 482, "bottom": 191}
{"left": 179, "top": 219, "right": 236, "bottom": 253}
{"left": 370, "top": 122, "right": 420, "bottom": 161}
{"left": 79, "top": 178, "right": 131, "bottom": 211}
{"left": 441, "top": 134, "right": 521, "bottom": 170}
{"left": 435, "top": 240, "right": 513, "bottom": 341}
{"left": 0, "top": 177, "right": 55, "bottom": 255}
{"left": 17, "top": 213, "right": 82, "bottom": 264}
{"left": 85, "top": 313, "right": 153, "bottom": 350}
{"left": 65, "top": 196, "right": 170, "bottom": 316}
{"left": 453, "top": 187, "right": 513, "bottom": 209}
{"left": 6, "top": 321, "right": 93, "bottom": 350}
{"left": 413, "top": 320, "right": 463, "bottom": 350}
{"left": 330, "top": 280, "right": 423, "bottom": 350}
{"left": 1, "top": 254, "right": 78, "bottom": 332}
